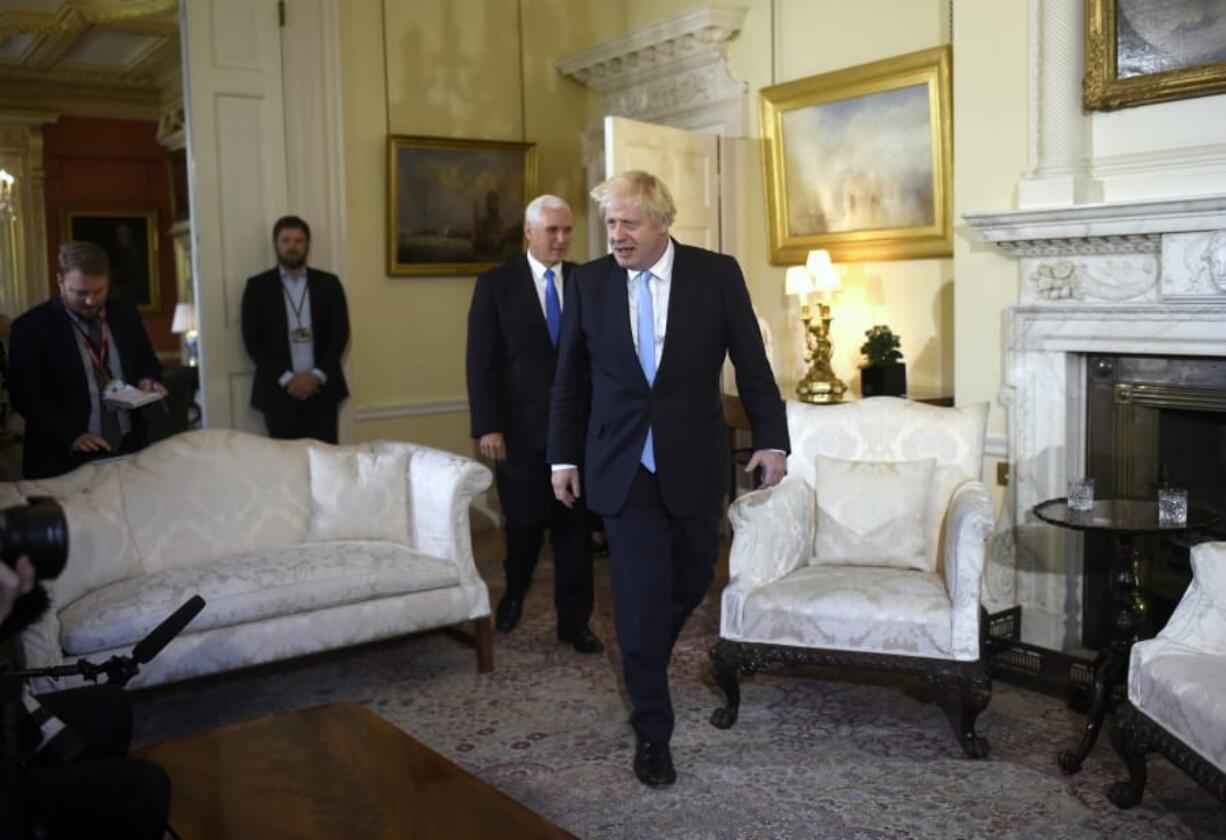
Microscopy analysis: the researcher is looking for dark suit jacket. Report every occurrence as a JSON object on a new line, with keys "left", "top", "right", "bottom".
{"left": 548, "top": 241, "right": 789, "bottom": 518}
{"left": 9, "top": 297, "right": 162, "bottom": 479}
{"left": 240, "top": 267, "right": 350, "bottom": 412}
{"left": 466, "top": 255, "right": 577, "bottom": 464}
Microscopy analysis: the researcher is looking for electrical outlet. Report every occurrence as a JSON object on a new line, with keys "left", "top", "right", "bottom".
{"left": 996, "top": 462, "right": 1009, "bottom": 486}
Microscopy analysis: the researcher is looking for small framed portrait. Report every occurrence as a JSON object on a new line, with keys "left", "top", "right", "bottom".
{"left": 64, "top": 210, "right": 160, "bottom": 311}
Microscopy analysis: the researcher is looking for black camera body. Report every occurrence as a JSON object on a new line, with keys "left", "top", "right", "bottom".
{"left": 0, "top": 498, "right": 68, "bottom": 581}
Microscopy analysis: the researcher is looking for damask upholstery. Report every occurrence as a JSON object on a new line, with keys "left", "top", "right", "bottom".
{"left": 3, "top": 429, "right": 493, "bottom": 690}
{"left": 1109, "top": 541, "right": 1226, "bottom": 807}
{"left": 712, "top": 398, "right": 996, "bottom": 758}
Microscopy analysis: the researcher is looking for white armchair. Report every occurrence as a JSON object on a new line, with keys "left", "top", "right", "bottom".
{"left": 1109, "top": 540, "right": 1226, "bottom": 807}
{"left": 710, "top": 398, "right": 996, "bottom": 757}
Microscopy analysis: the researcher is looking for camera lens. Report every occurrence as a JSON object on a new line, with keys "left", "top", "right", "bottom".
{"left": 0, "top": 498, "right": 69, "bottom": 580}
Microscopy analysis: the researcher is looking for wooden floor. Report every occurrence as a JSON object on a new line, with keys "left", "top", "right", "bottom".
{"left": 136, "top": 702, "right": 575, "bottom": 840}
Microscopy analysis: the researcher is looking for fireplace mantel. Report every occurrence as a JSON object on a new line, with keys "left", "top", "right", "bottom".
{"left": 965, "top": 194, "right": 1226, "bottom": 646}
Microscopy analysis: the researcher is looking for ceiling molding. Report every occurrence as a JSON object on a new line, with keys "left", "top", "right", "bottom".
{"left": 0, "top": 1, "right": 176, "bottom": 38}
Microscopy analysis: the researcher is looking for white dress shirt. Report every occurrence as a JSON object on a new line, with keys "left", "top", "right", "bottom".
{"left": 278, "top": 266, "right": 327, "bottom": 387}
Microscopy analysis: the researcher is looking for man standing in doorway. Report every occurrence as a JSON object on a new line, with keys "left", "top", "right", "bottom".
{"left": 9, "top": 241, "right": 164, "bottom": 479}
{"left": 549, "top": 171, "right": 788, "bottom": 786}
{"left": 466, "top": 195, "right": 602, "bottom": 654}
{"left": 241, "top": 216, "right": 350, "bottom": 443}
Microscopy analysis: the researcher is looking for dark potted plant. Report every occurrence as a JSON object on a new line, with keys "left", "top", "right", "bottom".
{"left": 860, "top": 324, "right": 907, "bottom": 397}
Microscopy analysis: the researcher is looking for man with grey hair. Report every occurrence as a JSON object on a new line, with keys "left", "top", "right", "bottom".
{"left": 466, "top": 194, "right": 602, "bottom": 654}
{"left": 549, "top": 171, "right": 788, "bottom": 786}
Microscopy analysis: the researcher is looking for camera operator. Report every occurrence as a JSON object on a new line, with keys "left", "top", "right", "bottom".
{"left": 2, "top": 553, "right": 171, "bottom": 839}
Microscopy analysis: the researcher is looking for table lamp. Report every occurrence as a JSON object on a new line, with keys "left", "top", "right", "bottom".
{"left": 787, "top": 249, "right": 846, "bottom": 403}
{"left": 171, "top": 301, "right": 198, "bottom": 367}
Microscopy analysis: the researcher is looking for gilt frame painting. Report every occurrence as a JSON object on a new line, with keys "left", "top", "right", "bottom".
{"left": 1085, "top": 0, "right": 1226, "bottom": 111}
{"left": 64, "top": 209, "right": 160, "bottom": 311}
{"left": 387, "top": 135, "right": 537, "bottom": 276}
{"left": 760, "top": 46, "right": 952, "bottom": 264}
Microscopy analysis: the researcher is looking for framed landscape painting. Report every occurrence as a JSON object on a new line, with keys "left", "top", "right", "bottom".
{"left": 759, "top": 46, "right": 952, "bottom": 264}
{"left": 65, "top": 210, "right": 160, "bottom": 310}
{"left": 1085, "top": 0, "right": 1226, "bottom": 110}
{"left": 387, "top": 135, "right": 536, "bottom": 276}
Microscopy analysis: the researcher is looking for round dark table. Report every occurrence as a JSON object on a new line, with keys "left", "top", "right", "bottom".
{"left": 1032, "top": 497, "right": 1221, "bottom": 775}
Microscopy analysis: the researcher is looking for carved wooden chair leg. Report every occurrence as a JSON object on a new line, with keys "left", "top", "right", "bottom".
{"left": 1107, "top": 704, "right": 1148, "bottom": 809}
{"left": 709, "top": 639, "right": 743, "bottom": 729}
{"left": 475, "top": 615, "right": 494, "bottom": 673}
{"left": 956, "top": 663, "right": 992, "bottom": 759}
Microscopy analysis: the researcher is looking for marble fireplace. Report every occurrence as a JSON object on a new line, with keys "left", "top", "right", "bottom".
{"left": 966, "top": 194, "right": 1226, "bottom": 662}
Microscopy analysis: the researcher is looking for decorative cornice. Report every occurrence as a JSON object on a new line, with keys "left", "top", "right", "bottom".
{"left": 556, "top": 5, "right": 746, "bottom": 93}
{"left": 964, "top": 194, "right": 1226, "bottom": 257}
{"left": 0, "top": 1, "right": 176, "bottom": 38}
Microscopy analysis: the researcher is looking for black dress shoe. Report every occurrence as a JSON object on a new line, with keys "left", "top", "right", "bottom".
{"left": 633, "top": 739, "right": 676, "bottom": 786}
{"left": 558, "top": 626, "right": 605, "bottom": 654}
{"left": 495, "top": 595, "right": 522, "bottom": 633}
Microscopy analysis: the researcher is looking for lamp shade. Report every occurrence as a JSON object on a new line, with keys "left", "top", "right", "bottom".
{"left": 806, "top": 249, "right": 842, "bottom": 293}
{"left": 785, "top": 265, "right": 815, "bottom": 296}
{"left": 171, "top": 301, "right": 197, "bottom": 334}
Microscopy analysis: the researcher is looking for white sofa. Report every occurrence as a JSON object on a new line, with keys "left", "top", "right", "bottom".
{"left": 0, "top": 429, "right": 494, "bottom": 690}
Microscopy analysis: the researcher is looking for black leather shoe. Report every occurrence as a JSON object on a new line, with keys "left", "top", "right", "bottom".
{"left": 633, "top": 739, "right": 676, "bottom": 786}
{"left": 495, "top": 595, "right": 522, "bottom": 633}
{"left": 558, "top": 626, "right": 604, "bottom": 654}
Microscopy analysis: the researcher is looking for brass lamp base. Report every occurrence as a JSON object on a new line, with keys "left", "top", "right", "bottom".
{"left": 796, "top": 376, "right": 846, "bottom": 404}
{"left": 796, "top": 302, "right": 846, "bottom": 404}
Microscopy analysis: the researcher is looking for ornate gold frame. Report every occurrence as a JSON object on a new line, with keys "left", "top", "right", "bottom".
{"left": 1085, "top": 0, "right": 1226, "bottom": 111}
{"left": 760, "top": 46, "right": 952, "bottom": 264}
{"left": 386, "top": 135, "right": 536, "bottom": 277}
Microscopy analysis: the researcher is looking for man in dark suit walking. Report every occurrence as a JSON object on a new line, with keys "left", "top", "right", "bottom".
{"left": 549, "top": 171, "right": 789, "bottom": 786}
{"left": 241, "top": 216, "right": 349, "bottom": 444}
{"left": 9, "top": 241, "right": 164, "bottom": 479}
{"left": 466, "top": 195, "right": 602, "bottom": 654}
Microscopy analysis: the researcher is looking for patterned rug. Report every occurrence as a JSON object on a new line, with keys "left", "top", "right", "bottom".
{"left": 132, "top": 538, "right": 1223, "bottom": 839}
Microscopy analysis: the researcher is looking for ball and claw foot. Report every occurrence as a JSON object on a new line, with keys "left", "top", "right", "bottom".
{"left": 709, "top": 705, "right": 739, "bottom": 729}
{"left": 961, "top": 733, "right": 990, "bottom": 759}
{"left": 1107, "top": 781, "right": 1141, "bottom": 809}
{"left": 1058, "top": 748, "right": 1084, "bottom": 775}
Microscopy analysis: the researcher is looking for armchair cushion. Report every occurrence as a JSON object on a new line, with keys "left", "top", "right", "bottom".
{"left": 307, "top": 447, "right": 409, "bottom": 543}
{"left": 812, "top": 455, "right": 934, "bottom": 571}
{"left": 736, "top": 564, "right": 953, "bottom": 658}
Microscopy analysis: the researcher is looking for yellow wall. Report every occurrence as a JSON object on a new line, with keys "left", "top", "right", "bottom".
{"left": 339, "top": 1, "right": 964, "bottom": 458}
{"left": 339, "top": 0, "right": 597, "bottom": 454}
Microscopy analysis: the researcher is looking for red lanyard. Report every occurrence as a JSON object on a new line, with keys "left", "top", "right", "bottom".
{"left": 72, "top": 312, "right": 110, "bottom": 378}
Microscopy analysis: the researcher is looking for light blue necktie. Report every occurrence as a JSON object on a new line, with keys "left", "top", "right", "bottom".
{"left": 544, "top": 268, "right": 561, "bottom": 347}
{"left": 636, "top": 271, "right": 656, "bottom": 472}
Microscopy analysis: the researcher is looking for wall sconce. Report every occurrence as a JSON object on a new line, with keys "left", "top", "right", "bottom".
{"left": 0, "top": 170, "right": 15, "bottom": 221}
{"left": 171, "top": 301, "right": 198, "bottom": 367}
{"left": 786, "top": 249, "right": 846, "bottom": 403}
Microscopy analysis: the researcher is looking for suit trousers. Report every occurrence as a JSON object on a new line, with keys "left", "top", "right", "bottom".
{"left": 495, "top": 459, "right": 594, "bottom": 638}
{"left": 261, "top": 392, "right": 339, "bottom": 444}
{"left": 602, "top": 466, "right": 721, "bottom": 744}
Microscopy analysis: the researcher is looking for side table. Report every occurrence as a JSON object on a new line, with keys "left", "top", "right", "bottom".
{"left": 1032, "top": 497, "right": 1221, "bottom": 774}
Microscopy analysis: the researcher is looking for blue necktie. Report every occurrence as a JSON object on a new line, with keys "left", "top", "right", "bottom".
{"left": 636, "top": 271, "right": 656, "bottom": 472}
{"left": 544, "top": 268, "right": 562, "bottom": 348}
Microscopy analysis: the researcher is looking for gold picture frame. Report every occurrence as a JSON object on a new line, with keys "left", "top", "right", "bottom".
{"left": 760, "top": 45, "right": 952, "bottom": 264}
{"left": 1085, "top": 0, "right": 1226, "bottom": 111}
{"left": 387, "top": 135, "right": 537, "bottom": 276}
{"left": 64, "top": 209, "right": 160, "bottom": 312}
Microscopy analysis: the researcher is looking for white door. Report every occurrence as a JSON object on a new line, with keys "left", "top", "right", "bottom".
{"left": 181, "top": 0, "right": 288, "bottom": 431}
{"left": 604, "top": 116, "right": 720, "bottom": 252}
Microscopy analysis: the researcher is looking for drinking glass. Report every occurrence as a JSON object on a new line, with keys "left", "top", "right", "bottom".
{"left": 1158, "top": 487, "right": 1188, "bottom": 527}
{"left": 1067, "top": 478, "right": 1095, "bottom": 512}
